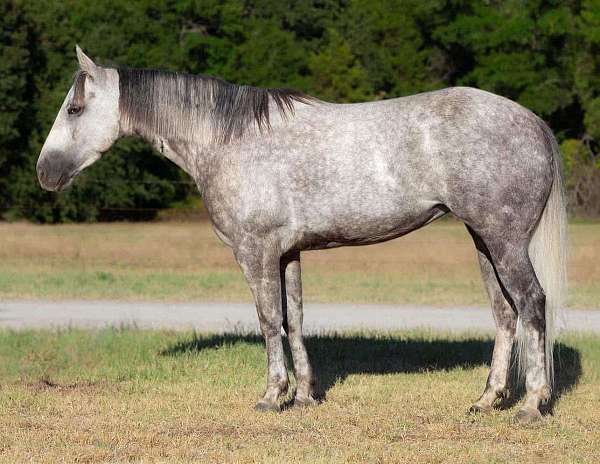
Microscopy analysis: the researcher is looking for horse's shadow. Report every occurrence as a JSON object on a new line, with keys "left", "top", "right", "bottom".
{"left": 161, "top": 332, "right": 581, "bottom": 413}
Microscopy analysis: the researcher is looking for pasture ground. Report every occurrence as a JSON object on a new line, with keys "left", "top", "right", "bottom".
{"left": 0, "top": 328, "right": 598, "bottom": 463}
{"left": 0, "top": 220, "right": 598, "bottom": 307}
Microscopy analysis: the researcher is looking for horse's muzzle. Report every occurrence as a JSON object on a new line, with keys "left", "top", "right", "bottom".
{"left": 36, "top": 152, "right": 76, "bottom": 192}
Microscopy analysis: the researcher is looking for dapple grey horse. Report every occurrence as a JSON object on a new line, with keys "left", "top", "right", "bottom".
{"left": 37, "top": 47, "right": 567, "bottom": 423}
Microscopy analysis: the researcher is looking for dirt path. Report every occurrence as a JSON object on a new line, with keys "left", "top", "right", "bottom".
{"left": 0, "top": 300, "right": 597, "bottom": 333}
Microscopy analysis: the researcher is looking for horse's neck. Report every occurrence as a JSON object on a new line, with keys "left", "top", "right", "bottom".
{"left": 119, "top": 97, "right": 305, "bottom": 184}
{"left": 153, "top": 136, "right": 198, "bottom": 177}
{"left": 119, "top": 117, "right": 203, "bottom": 180}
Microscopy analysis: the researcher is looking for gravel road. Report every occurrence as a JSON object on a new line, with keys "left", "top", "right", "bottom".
{"left": 0, "top": 300, "right": 598, "bottom": 333}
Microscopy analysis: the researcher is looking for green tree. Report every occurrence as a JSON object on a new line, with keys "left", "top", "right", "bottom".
{"left": 0, "top": 0, "right": 35, "bottom": 211}
{"left": 307, "top": 29, "right": 372, "bottom": 102}
{"left": 575, "top": 0, "right": 600, "bottom": 141}
{"left": 340, "top": 0, "right": 449, "bottom": 98}
{"left": 0, "top": 0, "right": 599, "bottom": 220}
{"left": 434, "top": 1, "right": 575, "bottom": 119}
{"left": 7, "top": 0, "right": 193, "bottom": 222}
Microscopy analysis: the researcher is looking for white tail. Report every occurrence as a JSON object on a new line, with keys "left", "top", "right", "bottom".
{"left": 516, "top": 119, "right": 568, "bottom": 389}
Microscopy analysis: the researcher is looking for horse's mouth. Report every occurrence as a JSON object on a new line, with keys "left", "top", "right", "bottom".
{"left": 55, "top": 173, "right": 75, "bottom": 191}
{"left": 37, "top": 150, "right": 100, "bottom": 192}
{"left": 39, "top": 171, "right": 75, "bottom": 192}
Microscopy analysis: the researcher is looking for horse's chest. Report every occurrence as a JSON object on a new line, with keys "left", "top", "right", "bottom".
{"left": 211, "top": 222, "right": 234, "bottom": 248}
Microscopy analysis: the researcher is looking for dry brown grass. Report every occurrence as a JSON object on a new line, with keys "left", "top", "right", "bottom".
{"left": 0, "top": 219, "right": 598, "bottom": 307}
{"left": 0, "top": 328, "right": 598, "bottom": 463}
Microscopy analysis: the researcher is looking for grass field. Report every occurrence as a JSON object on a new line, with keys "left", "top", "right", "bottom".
{"left": 0, "top": 220, "right": 598, "bottom": 307}
{"left": 0, "top": 328, "right": 598, "bottom": 462}
{"left": 1, "top": 220, "right": 599, "bottom": 461}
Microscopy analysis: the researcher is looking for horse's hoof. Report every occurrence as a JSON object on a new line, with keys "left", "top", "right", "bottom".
{"left": 514, "top": 408, "right": 542, "bottom": 425}
{"left": 254, "top": 400, "right": 280, "bottom": 413}
{"left": 294, "top": 396, "right": 319, "bottom": 408}
{"left": 469, "top": 403, "right": 492, "bottom": 415}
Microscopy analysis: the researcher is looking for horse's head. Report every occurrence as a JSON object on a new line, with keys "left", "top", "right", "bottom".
{"left": 37, "top": 46, "right": 120, "bottom": 191}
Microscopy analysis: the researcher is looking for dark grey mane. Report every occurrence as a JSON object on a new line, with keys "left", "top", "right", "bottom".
{"left": 117, "top": 68, "right": 314, "bottom": 145}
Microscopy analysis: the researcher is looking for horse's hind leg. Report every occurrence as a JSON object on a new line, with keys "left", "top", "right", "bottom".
{"left": 234, "top": 241, "right": 289, "bottom": 412}
{"left": 478, "top": 235, "right": 550, "bottom": 423}
{"left": 467, "top": 228, "right": 516, "bottom": 413}
{"left": 280, "top": 252, "right": 317, "bottom": 407}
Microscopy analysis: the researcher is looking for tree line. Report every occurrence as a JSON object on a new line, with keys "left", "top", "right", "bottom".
{"left": 1, "top": 0, "right": 599, "bottom": 222}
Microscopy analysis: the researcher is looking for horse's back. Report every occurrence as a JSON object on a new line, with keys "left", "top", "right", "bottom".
{"left": 289, "top": 86, "right": 554, "bottom": 205}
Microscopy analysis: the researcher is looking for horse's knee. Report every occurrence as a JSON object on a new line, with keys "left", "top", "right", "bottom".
{"left": 261, "top": 321, "right": 283, "bottom": 339}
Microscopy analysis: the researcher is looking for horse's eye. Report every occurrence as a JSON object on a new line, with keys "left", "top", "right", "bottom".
{"left": 67, "top": 105, "right": 83, "bottom": 116}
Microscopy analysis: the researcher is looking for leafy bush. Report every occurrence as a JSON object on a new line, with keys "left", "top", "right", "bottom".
{"left": 562, "top": 138, "right": 600, "bottom": 218}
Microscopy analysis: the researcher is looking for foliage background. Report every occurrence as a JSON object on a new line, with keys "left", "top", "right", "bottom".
{"left": 1, "top": 0, "right": 599, "bottom": 222}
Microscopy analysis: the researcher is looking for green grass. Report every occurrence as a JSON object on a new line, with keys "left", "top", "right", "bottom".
{"left": 1, "top": 221, "right": 599, "bottom": 307}
{"left": 0, "top": 328, "right": 599, "bottom": 462}
{"left": 1, "top": 267, "right": 597, "bottom": 308}
{"left": 0, "top": 268, "right": 490, "bottom": 305}
{"left": 0, "top": 269, "right": 247, "bottom": 301}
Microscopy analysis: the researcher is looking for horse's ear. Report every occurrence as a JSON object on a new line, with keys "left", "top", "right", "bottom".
{"left": 75, "top": 45, "right": 98, "bottom": 77}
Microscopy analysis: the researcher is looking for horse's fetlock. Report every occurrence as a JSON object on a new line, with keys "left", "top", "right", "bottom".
{"left": 539, "top": 385, "right": 551, "bottom": 403}
{"left": 272, "top": 373, "right": 289, "bottom": 392}
{"left": 497, "top": 387, "right": 510, "bottom": 400}
{"left": 295, "top": 372, "right": 314, "bottom": 391}
{"left": 278, "top": 379, "right": 289, "bottom": 396}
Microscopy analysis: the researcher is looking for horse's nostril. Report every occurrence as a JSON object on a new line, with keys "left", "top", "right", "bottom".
{"left": 36, "top": 158, "right": 51, "bottom": 185}
{"left": 37, "top": 165, "right": 47, "bottom": 182}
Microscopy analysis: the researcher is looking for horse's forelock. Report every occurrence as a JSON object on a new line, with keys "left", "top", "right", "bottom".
{"left": 71, "top": 71, "right": 87, "bottom": 108}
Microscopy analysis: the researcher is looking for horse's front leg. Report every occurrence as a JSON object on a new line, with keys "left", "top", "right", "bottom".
{"left": 235, "top": 242, "right": 288, "bottom": 412}
{"left": 281, "top": 252, "right": 317, "bottom": 407}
